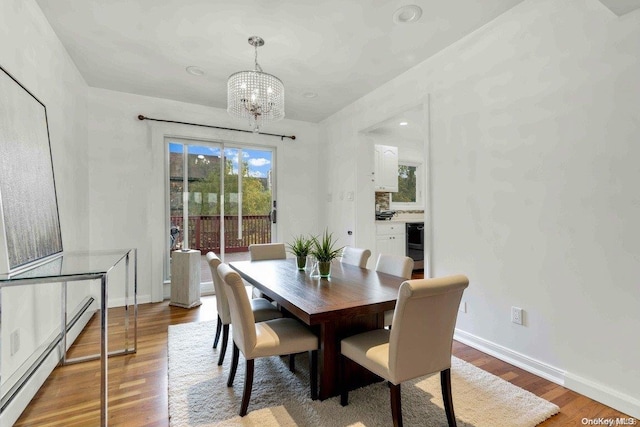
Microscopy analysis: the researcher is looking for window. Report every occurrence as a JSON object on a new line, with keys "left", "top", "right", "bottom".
{"left": 390, "top": 161, "right": 422, "bottom": 209}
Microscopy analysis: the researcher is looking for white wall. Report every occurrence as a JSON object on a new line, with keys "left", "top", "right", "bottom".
{"left": 0, "top": 0, "right": 91, "bottom": 424}
{"left": 321, "top": 0, "right": 640, "bottom": 418}
{"left": 87, "top": 88, "right": 321, "bottom": 302}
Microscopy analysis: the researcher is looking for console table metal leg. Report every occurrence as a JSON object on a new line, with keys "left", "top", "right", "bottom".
{"left": 125, "top": 253, "right": 130, "bottom": 351}
{"left": 100, "top": 274, "right": 108, "bottom": 426}
{"left": 61, "top": 281, "right": 67, "bottom": 364}
{"left": 133, "top": 249, "right": 138, "bottom": 351}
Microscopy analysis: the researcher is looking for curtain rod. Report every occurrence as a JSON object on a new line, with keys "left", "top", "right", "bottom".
{"left": 137, "top": 115, "right": 296, "bottom": 140}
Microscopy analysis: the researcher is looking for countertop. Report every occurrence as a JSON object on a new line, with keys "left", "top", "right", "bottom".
{"left": 375, "top": 215, "right": 424, "bottom": 224}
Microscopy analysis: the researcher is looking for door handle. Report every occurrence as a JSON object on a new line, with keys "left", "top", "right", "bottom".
{"left": 270, "top": 209, "right": 277, "bottom": 224}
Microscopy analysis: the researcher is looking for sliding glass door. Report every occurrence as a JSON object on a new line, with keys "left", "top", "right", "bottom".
{"left": 167, "top": 139, "right": 275, "bottom": 294}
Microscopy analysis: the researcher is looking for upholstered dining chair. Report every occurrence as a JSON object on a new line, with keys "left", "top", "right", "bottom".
{"left": 206, "top": 252, "right": 283, "bottom": 366}
{"left": 217, "top": 263, "right": 319, "bottom": 417}
{"left": 248, "top": 243, "right": 286, "bottom": 261}
{"left": 374, "top": 253, "right": 414, "bottom": 327}
{"left": 340, "top": 275, "right": 469, "bottom": 427}
{"left": 248, "top": 243, "right": 286, "bottom": 299}
{"left": 248, "top": 242, "right": 302, "bottom": 369}
{"left": 340, "top": 247, "right": 372, "bottom": 268}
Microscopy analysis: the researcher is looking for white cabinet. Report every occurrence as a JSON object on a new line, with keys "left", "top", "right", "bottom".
{"left": 376, "top": 222, "right": 405, "bottom": 258}
{"left": 374, "top": 144, "right": 398, "bottom": 192}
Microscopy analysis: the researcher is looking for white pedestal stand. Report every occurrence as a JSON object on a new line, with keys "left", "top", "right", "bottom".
{"left": 170, "top": 249, "right": 202, "bottom": 308}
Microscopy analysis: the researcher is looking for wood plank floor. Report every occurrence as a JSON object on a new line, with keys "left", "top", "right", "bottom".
{"left": 15, "top": 294, "right": 632, "bottom": 426}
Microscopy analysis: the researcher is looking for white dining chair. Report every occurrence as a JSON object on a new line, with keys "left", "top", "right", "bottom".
{"left": 248, "top": 242, "right": 303, "bottom": 369}
{"left": 248, "top": 243, "right": 286, "bottom": 261}
{"left": 340, "top": 247, "right": 371, "bottom": 268}
{"left": 207, "top": 252, "right": 283, "bottom": 366}
{"left": 340, "top": 275, "right": 469, "bottom": 427}
{"left": 374, "top": 253, "right": 414, "bottom": 327}
{"left": 218, "top": 263, "right": 319, "bottom": 417}
{"left": 248, "top": 243, "right": 286, "bottom": 299}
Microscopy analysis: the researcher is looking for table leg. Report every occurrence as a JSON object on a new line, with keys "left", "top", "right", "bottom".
{"left": 318, "top": 321, "right": 338, "bottom": 400}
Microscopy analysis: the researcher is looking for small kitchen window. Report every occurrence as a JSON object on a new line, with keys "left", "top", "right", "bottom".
{"left": 390, "top": 161, "right": 423, "bottom": 209}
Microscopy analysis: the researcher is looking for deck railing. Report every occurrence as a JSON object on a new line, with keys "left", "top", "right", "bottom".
{"left": 170, "top": 215, "right": 272, "bottom": 253}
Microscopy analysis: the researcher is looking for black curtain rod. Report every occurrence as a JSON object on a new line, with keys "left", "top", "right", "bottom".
{"left": 137, "top": 115, "right": 296, "bottom": 141}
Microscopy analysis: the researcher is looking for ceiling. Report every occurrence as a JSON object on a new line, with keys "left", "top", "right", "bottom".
{"left": 35, "top": 0, "right": 526, "bottom": 124}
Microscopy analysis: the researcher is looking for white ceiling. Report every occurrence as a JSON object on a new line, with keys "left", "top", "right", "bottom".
{"left": 35, "top": 0, "right": 526, "bottom": 123}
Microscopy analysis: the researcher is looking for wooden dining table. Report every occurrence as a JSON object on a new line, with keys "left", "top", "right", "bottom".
{"left": 229, "top": 258, "right": 406, "bottom": 400}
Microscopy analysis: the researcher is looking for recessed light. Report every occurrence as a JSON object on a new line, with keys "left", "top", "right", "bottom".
{"left": 399, "top": 121, "right": 408, "bottom": 126}
{"left": 302, "top": 91, "right": 318, "bottom": 99}
{"left": 393, "top": 5, "right": 423, "bottom": 24}
{"left": 186, "top": 66, "right": 205, "bottom": 76}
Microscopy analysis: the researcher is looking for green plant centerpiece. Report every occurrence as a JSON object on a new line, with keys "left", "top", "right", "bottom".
{"left": 286, "top": 235, "right": 313, "bottom": 270}
{"left": 310, "top": 229, "right": 344, "bottom": 278}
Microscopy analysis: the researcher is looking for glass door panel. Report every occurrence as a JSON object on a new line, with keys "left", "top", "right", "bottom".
{"left": 223, "top": 147, "right": 274, "bottom": 260}
{"left": 188, "top": 144, "right": 223, "bottom": 293}
{"left": 168, "top": 143, "right": 185, "bottom": 252}
{"left": 168, "top": 142, "right": 222, "bottom": 293}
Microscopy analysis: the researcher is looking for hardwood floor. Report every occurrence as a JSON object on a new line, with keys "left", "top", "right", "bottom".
{"left": 15, "top": 294, "right": 632, "bottom": 426}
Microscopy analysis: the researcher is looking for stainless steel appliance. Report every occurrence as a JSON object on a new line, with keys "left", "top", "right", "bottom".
{"left": 375, "top": 210, "right": 397, "bottom": 221}
{"left": 406, "top": 222, "right": 424, "bottom": 270}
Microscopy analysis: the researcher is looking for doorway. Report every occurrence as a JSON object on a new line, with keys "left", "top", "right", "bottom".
{"left": 166, "top": 138, "right": 276, "bottom": 294}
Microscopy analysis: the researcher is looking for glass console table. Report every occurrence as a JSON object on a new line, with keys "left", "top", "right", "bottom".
{"left": 0, "top": 249, "right": 137, "bottom": 426}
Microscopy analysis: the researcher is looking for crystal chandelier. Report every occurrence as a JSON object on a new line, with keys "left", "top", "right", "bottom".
{"left": 227, "top": 36, "right": 285, "bottom": 132}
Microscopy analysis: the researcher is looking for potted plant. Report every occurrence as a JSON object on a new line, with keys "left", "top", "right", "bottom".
{"left": 287, "top": 235, "right": 313, "bottom": 270}
{"left": 310, "top": 229, "right": 344, "bottom": 278}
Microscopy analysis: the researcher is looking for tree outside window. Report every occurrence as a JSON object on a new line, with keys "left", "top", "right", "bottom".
{"left": 391, "top": 162, "right": 422, "bottom": 208}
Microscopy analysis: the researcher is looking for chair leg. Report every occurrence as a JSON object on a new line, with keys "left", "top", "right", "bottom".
{"left": 289, "top": 354, "right": 295, "bottom": 372}
{"left": 390, "top": 383, "right": 403, "bottom": 427}
{"left": 227, "top": 342, "right": 239, "bottom": 387}
{"left": 239, "top": 359, "right": 254, "bottom": 417}
{"left": 340, "top": 355, "right": 349, "bottom": 406}
{"left": 213, "top": 315, "right": 222, "bottom": 348}
{"left": 309, "top": 350, "right": 318, "bottom": 400}
{"left": 217, "top": 324, "right": 229, "bottom": 366}
{"left": 441, "top": 369, "right": 457, "bottom": 427}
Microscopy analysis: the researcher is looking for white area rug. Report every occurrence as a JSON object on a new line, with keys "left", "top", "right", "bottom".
{"left": 168, "top": 321, "right": 559, "bottom": 426}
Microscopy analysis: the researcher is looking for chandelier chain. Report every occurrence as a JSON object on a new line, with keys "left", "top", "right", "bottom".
{"left": 254, "top": 44, "right": 263, "bottom": 72}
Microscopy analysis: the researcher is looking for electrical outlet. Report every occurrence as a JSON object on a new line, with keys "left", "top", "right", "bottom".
{"left": 459, "top": 301, "right": 467, "bottom": 313}
{"left": 10, "top": 330, "right": 20, "bottom": 355}
{"left": 511, "top": 306, "right": 523, "bottom": 325}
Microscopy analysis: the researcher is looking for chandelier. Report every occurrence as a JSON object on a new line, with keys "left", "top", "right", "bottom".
{"left": 227, "top": 36, "right": 285, "bottom": 132}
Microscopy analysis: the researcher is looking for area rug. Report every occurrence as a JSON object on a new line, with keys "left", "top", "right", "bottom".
{"left": 168, "top": 321, "right": 559, "bottom": 426}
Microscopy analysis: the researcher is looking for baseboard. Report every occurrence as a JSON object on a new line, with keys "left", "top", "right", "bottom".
{"left": 454, "top": 329, "right": 640, "bottom": 419}
{"left": 454, "top": 329, "right": 565, "bottom": 385}
{"left": 108, "top": 294, "right": 151, "bottom": 307}
{"left": 1, "top": 298, "right": 96, "bottom": 426}
{"left": 565, "top": 372, "right": 640, "bottom": 419}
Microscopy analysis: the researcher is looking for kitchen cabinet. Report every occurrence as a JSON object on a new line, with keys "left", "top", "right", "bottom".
{"left": 376, "top": 222, "right": 405, "bottom": 258}
{"left": 374, "top": 144, "right": 398, "bottom": 192}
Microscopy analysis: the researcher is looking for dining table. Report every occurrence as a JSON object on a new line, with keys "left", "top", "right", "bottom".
{"left": 229, "top": 258, "right": 407, "bottom": 400}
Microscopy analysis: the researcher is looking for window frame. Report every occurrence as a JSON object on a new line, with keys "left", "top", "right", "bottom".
{"left": 390, "top": 160, "right": 423, "bottom": 210}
